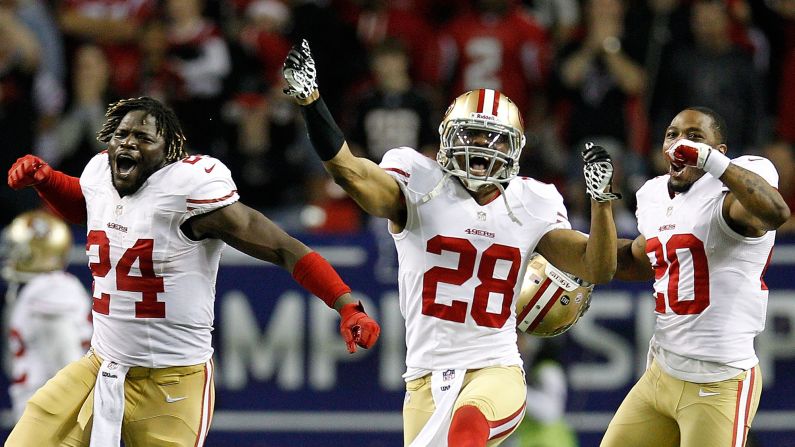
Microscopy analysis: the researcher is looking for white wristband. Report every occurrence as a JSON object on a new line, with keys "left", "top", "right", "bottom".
{"left": 703, "top": 149, "right": 730, "bottom": 178}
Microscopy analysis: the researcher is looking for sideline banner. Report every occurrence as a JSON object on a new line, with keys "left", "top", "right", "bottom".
{"left": 1, "top": 231, "right": 794, "bottom": 447}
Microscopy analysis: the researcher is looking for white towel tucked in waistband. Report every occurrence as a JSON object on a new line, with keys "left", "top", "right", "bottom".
{"left": 409, "top": 368, "right": 467, "bottom": 447}
{"left": 90, "top": 359, "right": 130, "bottom": 447}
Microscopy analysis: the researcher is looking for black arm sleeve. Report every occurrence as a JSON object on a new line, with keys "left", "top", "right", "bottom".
{"left": 300, "top": 97, "right": 346, "bottom": 161}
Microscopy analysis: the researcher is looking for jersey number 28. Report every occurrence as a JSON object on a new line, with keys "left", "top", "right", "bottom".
{"left": 422, "top": 235, "right": 521, "bottom": 328}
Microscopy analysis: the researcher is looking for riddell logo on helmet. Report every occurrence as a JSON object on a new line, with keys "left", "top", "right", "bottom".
{"left": 470, "top": 113, "right": 496, "bottom": 121}
{"left": 547, "top": 269, "right": 576, "bottom": 290}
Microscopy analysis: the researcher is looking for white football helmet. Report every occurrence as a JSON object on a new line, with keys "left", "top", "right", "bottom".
{"left": 516, "top": 253, "right": 593, "bottom": 337}
{"left": 437, "top": 89, "right": 526, "bottom": 191}
{"left": 1, "top": 210, "right": 72, "bottom": 283}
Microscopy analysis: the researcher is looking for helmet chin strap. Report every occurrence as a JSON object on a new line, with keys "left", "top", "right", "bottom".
{"left": 460, "top": 177, "right": 491, "bottom": 192}
{"left": 495, "top": 182, "right": 523, "bottom": 226}
{"left": 460, "top": 178, "right": 523, "bottom": 226}
{"left": 420, "top": 172, "right": 452, "bottom": 204}
{"left": 433, "top": 154, "right": 523, "bottom": 225}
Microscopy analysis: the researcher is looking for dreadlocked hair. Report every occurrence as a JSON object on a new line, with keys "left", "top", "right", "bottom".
{"left": 97, "top": 97, "right": 188, "bottom": 163}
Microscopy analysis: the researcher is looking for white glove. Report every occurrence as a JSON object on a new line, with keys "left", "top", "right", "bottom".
{"left": 283, "top": 39, "right": 318, "bottom": 100}
{"left": 582, "top": 142, "right": 622, "bottom": 202}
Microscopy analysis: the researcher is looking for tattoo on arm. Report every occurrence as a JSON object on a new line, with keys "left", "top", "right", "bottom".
{"left": 723, "top": 164, "right": 790, "bottom": 232}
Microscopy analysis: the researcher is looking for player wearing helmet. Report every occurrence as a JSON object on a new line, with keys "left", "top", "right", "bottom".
{"left": 602, "top": 107, "right": 790, "bottom": 447}
{"left": 1, "top": 211, "right": 92, "bottom": 421}
{"left": 4, "top": 96, "right": 380, "bottom": 446}
{"left": 284, "top": 40, "right": 618, "bottom": 447}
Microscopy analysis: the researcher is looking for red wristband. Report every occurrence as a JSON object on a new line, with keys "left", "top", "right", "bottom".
{"left": 292, "top": 252, "right": 351, "bottom": 308}
{"left": 36, "top": 171, "right": 87, "bottom": 224}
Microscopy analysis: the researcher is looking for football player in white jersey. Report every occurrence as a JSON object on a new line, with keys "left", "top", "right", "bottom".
{"left": 283, "top": 40, "right": 618, "bottom": 447}
{"left": 5, "top": 96, "right": 381, "bottom": 447}
{"left": 2, "top": 210, "right": 93, "bottom": 420}
{"left": 602, "top": 107, "right": 791, "bottom": 447}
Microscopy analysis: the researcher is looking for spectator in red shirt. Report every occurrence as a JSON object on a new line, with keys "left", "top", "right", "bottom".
{"left": 58, "top": 0, "right": 156, "bottom": 98}
{"left": 238, "top": 0, "right": 292, "bottom": 86}
{"left": 162, "top": 0, "right": 231, "bottom": 154}
{"left": 436, "top": 0, "right": 551, "bottom": 127}
{"left": 339, "top": 0, "right": 440, "bottom": 87}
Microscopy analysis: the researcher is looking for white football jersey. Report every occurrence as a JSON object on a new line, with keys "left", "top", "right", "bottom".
{"left": 6, "top": 272, "right": 92, "bottom": 418}
{"left": 380, "top": 148, "right": 571, "bottom": 380}
{"left": 636, "top": 156, "right": 778, "bottom": 380}
{"left": 80, "top": 153, "right": 239, "bottom": 367}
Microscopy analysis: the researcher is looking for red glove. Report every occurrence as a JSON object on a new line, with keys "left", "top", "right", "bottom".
{"left": 8, "top": 155, "right": 52, "bottom": 190}
{"left": 666, "top": 139, "right": 712, "bottom": 169}
{"left": 7, "top": 154, "right": 87, "bottom": 224}
{"left": 339, "top": 301, "right": 380, "bottom": 353}
{"left": 666, "top": 139, "right": 730, "bottom": 178}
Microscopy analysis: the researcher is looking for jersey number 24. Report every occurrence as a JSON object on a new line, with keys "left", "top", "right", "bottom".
{"left": 87, "top": 230, "right": 166, "bottom": 318}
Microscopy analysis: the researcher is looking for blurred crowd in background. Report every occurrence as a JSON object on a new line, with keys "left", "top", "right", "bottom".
{"left": 1, "top": 0, "right": 794, "bottom": 237}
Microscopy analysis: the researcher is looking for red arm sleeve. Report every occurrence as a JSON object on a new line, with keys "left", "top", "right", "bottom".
{"left": 34, "top": 171, "right": 87, "bottom": 225}
{"left": 291, "top": 252, "right": 351, "bottom": 308}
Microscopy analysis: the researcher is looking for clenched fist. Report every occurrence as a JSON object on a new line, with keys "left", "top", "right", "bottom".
{"left": 666, "top": 139, "right": 731, "bottom": 178}
{"left": 339, "top": 301, "right": 380, "bottom": 353}
{"left": 8, "top": 155, "right": 53, "bottom": 190}
{"left": 283, "top": 39, "right": 318, "bottom": 101}
{"left": 582, "top": 143, "right": 621, "bottom": 202}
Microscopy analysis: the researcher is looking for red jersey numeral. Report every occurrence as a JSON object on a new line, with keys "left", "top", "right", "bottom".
{"left": 86, "top": 230, "right": 166, "bottom": 318}
{"left": 181, "top": 155, "right": 205, "bottom": 165}
{"left": 422, "top": 235, "right": 521, "bottom": 328}
{"left": 646, "top": 234, "right": 710, "bottom": 315}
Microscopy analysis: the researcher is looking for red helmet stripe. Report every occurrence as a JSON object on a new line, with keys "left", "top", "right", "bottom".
{"left": 517, "top": 278, "right": 552, "bottom": 322}
{"left": 528, "top": 287, "right": 565, "bottom": 332}
{"left": 475, "top": 89, "right": 501, "bottom": 116}
{"left": 476, "top": 89, "right": 486, "bottom": 114}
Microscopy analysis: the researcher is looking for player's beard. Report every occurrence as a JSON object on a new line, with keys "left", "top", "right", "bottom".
{"left": 109, "top": 157, "right": 164, "bottom": 197}
{"left": 668, "top": 177, "right": 693, "bottom": 194}
{"left": 667, "top": 165, "right": 706, "bottom": 194}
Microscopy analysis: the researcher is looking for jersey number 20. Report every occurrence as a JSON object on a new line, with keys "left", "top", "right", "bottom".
{"left": 87, "top": 230, "right": 166, "bottom": 318}
{"left": 646, "top": 234, "right": 710, "bottom": 315}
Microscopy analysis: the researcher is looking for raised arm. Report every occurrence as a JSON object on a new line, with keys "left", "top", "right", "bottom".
{"left": 536, "top": 144, "right": 617, "bottom": 284}
{"left": 320, "top": 140, "right": 406, "bottom": 224}
{"left": 188, "top": 201, "right": 381, "bottom": 352}
{"left": 668, "top": 140, "right": 790, "bottom": 236}
{"left": 282, "top": 40, "right": 406, "bottom": 225}
{"left": 720, "top": 163, "right": 790, "bottom": 236}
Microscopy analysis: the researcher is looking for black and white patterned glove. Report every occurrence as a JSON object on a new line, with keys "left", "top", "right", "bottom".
{"left": 283, "top": 39, "right": 318, "bottom": 100}
{"left": 582, "top": 142, "right": 622, "bottom": 202}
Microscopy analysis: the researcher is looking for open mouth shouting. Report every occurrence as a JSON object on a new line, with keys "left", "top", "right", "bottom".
{"left": 669, "top": 160, "right": 686, "bottom": 178}
{"left": 469, "top": 155, "right": 490, "bottom": 177}
{"left": 114, "top": 153, "right": 138, "bottom": 179}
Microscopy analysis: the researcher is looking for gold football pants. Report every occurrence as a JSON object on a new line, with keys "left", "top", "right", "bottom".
{"left": 5, "top": 350, "right": 215, "bottom": 447}
{"left": 601, "top": 359, "right": 761, "bottom": 447}
{"left": 404, "top": 365, "right": 527, "bottom": 446}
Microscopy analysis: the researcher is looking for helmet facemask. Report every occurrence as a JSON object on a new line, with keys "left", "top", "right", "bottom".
{"left": 437, "top": 89, "right": 526, "bottom": 192}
